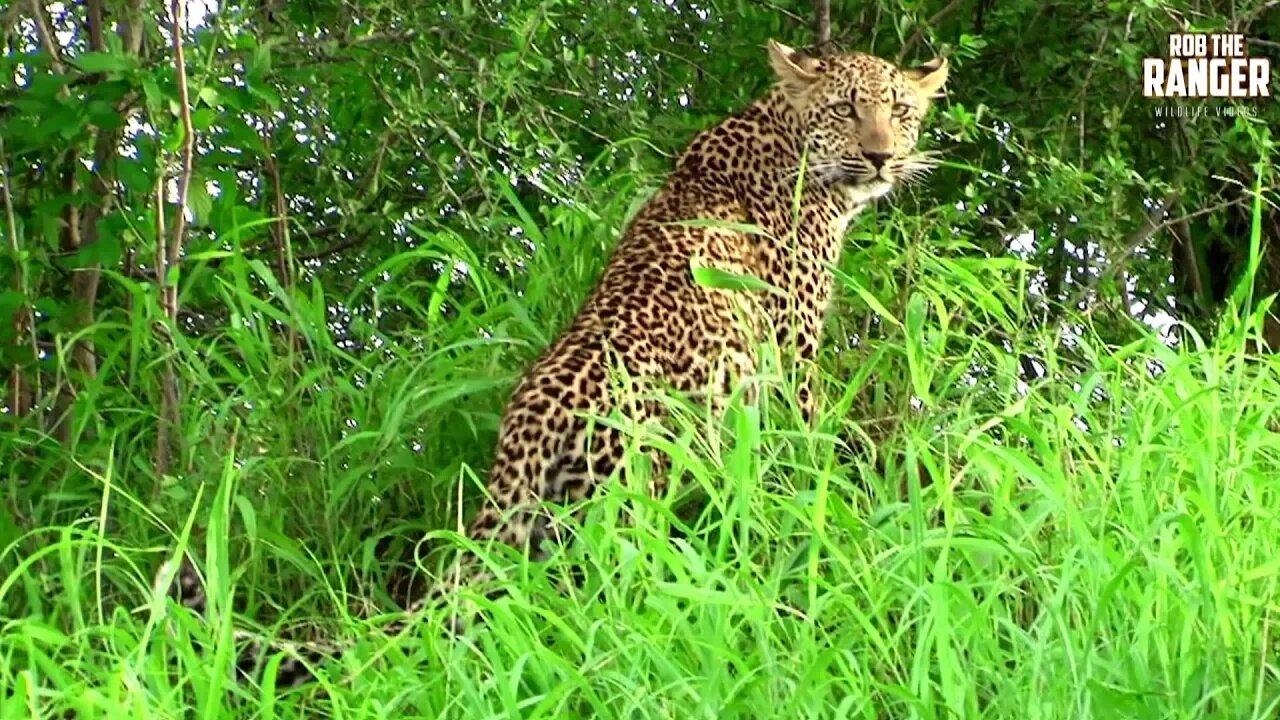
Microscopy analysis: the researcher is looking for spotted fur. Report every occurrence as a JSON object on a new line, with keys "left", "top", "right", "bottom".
{"left": 160, "top": 39, "right": 949, "bottom": 690}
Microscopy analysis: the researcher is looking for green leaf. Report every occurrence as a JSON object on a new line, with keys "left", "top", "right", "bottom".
{"left": 690, "top": 264, "right": 783, "bottom": 296}
{"left": 427, "top": 266, "right": 452, "bottom": 326}
{"left": 829, "top": 265, "right": 902, "bottom": 328}
{"left": 191, "top": 107, "right": 217, "bottom": 130}
{"left": 141, "top": 76, "right": 165, "bottom": 113}
{"left": 163, "top": 122, "right": 186, "bottom": 153}
{"left": 197, "top": 86, "right": 221, "bottom": 107}
{"left": 496, "top": 182, "right": 546, "bottom": 246}
{"left": 188, "top": 181, "right": 213, "bottom": 225}
{"left": 247, "top": 82, "right": 281, "bottom": 110}
{"left": 93, "top": 214, "right": 126, "bottom": 268}
{"left": 33, "top": 296, "right": 62, "bottom": 321}
{"left": 665, "top": 218, "right": 771, "bottom": 236}
{"left": 75, "top": 51, "right": 135, "bottom": 74}
{"left": 24, "top": 73, "right": 73, "bottom": 101}
{"left": 117, "top": 159, "right": 152, "bottom": 195}
{"left": 0, "top": 291, "right": 24, "bottom": 326}
{"left": 904, "top": 291, "right": 933, "bottom": 406}
{"left": 20, "top": 622, "right": 69, "bottom": 646}
{"left": 186, "top": 250, "right": 236, "bottom": 261}
{"left": 87, "top": 100, "right": 124, "bottom": 130}
{"left": 45, "top": 106, "right": 88, "bottom": 140}
{"left": 250, "top": 42, "right": 273, "bottom": 78}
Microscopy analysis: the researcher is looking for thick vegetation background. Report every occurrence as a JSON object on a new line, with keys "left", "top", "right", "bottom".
{"left": 1, "top": 0, "right": 1279, "bottom": 718}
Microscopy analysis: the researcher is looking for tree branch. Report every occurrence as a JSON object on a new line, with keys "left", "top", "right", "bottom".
{"left": 294, "top": 229, "right": 377, "bottom": 262}
{"left": 166, "top": 0, "right": 195, "bottom": 282}
{"left": 898, "top": 0, "right": 966, "bottom": 63}
{"left": 814, "top": 0, "right": 832, "bottom": 51}
{"left": 1, "top": 2, "right": 28, "bottom": 44}
{"left": 0, "top": 130, "right": 34, "bottom": 418}
{"left": 27, "top": 0, "right": 65, "bottom": 73}
{"left": 84, "top": 0, "right": 105, "bottom": 57}
{"left": 1069, "top": 191, "right": 1253, "bottom": 317}
{"left": 155, "top": 0, "right": 197, "bottom": 478}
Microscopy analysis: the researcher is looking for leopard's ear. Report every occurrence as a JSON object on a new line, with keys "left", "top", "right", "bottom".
{"left": 905, "top": 56, "right": 949, "bottom": 98}
{"left": 767, "top": 39, "right": 824, "bottom": 94}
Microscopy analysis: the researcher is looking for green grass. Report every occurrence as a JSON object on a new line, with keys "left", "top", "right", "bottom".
{"left": 2, "top": 177, "right": 1280, "bottom": 719}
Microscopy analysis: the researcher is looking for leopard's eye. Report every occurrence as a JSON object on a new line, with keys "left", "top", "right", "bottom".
{"left": 832, "top": 102, "right": 856, "bottom": 118}
{"left": 892, "top": 102, "right": 913, "bottom": 117}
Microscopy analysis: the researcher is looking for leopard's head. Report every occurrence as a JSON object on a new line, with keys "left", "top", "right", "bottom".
{"left": 767, "top": 40, "right": 949, "bottom": 195}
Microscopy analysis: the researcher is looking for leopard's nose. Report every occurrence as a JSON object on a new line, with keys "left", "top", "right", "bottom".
{"left": 863, "top": 150, "right": 892, "bottom": 169}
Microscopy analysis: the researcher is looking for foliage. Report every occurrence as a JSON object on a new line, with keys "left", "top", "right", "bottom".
{"left": 1, "top": 0, "right": 1278, "bottom": 717}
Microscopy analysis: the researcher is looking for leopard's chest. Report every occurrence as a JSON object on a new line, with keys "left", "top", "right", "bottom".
{"left": 754, "top": 197, "right": 865, "bottom": 316}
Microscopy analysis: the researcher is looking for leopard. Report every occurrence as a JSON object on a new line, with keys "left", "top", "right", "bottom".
{"left": 158, "top": 38, "right": 950, "bottom": 691}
